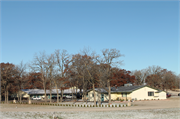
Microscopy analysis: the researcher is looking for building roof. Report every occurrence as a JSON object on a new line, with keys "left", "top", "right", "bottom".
{"left": 87, "top": 85, "right": 158, "bottom": 93}
{"left": 111, "top": 85, "right": 146, "bottom": 93}
{"left": 22, "top": 88, "right": 82, "bottom": 95}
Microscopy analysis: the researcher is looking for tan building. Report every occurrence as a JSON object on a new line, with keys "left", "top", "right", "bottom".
{"left": 87, "top": 85, "right": 166, "bottom": 102}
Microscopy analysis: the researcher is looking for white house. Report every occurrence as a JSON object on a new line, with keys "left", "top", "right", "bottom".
{"left": 87, "top": 85, "right": 166, "bottom": 101}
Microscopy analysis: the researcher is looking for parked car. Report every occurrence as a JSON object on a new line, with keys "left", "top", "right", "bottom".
{"left": 178, "top": 93, "right": 180, "bottom": 96}
{"left": 66, "top": 95, "right": 76, "bottom": 99}
{"left": 166, "top": 93, "right": 171, "bottom": 98}
{"left": 31, "top": 96, "right": 41, "bottom": 100}
{"left": 51, "top": 96, "right": 66, "bottom": 99}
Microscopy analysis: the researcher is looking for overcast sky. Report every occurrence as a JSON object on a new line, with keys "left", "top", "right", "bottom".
{"left": 1, "top": 0, "right": 179, "bottom": 75}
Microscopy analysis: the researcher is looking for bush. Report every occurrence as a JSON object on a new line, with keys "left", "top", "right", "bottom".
{"left": 93, "top": 105, "right": 94, "bottom": 107}
{"left": 78, "top": 105, "right": 79, "bottom": 107}
{"left": 115, "top": 105, "right": 117, "bottom": 107}
{"left": 102, "top": 105, "right": 103, "bottom": 107}
{"left": 112, "top": 105, "right": 114, "bottom": 107}
{"left": 84, "top": 105, "right": 85, "bottom": 107}
{"left": 66, "top": 104, "right": 68, "bottom": 106}
{"left": 116, "top": 97, "right": 120, "bottom": 101}
{"left": 108, "top": 105, "right": 110, "bottom": 107}
{"left": 81, "top": 105, "right": 83, "bottom": 107}
{"left": 119, "top": 104, "right": 121, "bottom": 107}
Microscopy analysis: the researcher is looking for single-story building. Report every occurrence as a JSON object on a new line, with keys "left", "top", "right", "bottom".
{"left": 11, "top": 87, "right": 82, "bottom": 100}
{"left": 87, "top": 84, "right": 166, "bottom": 101}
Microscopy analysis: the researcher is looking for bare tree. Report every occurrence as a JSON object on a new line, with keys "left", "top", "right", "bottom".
{"left": 100, "top": 49, "right": 123, "bottom": 104}
{"left": 55, "top": 49, "right": 70, "bottom": 102}
{"left": 131, "top": 69, "right": 149, "bottom": 85}
{"left": 15, "top": 61, "right": 27, "bottom": 103}
{"left": 31, "top": 52, "right": 48, "bottom": 102}
{"left": 45, "top": 54, "right": 56, "bottom": 103}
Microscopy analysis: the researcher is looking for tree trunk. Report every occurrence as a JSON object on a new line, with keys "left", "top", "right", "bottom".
{"left": 60, "top": 90, "right": 63, "bottom": 102}
{"left": 76, "top": 86, "right": 78, "bottom": 99}
{"left": 93, "top": 83, "right": 96, "bottom": 106}
{"left": 98, "top": 90, "right": 101, "bottom": 105}
{"left": 72, "top": 87, "right": 74, "bottom": 100}
{"left": 108, "top": 79, "right": 111, "bottom": 104}
{"left": 56, "top": 88, "right": 59, "bottom": 103}
{"left": 20, "top": 91, "right": 22, "bottom": 104}
{"left": 5, "top": 91, "right": 6, "bottom": 104}
{"left": 83, "top": 77, "right": 85, "bottom": 102}
{"left": 50, "top": 81, "right": 52, "bottom": 103}
{"left": 7, "top": 90, "right": 8, "bottom": 104}
{"left": 43, "top": 86, "right": 47, "bottom": 103}
{"left": 18, "top": 92, "right": 20, "bottom": 102}
{"left": 50, "top": 89, "right": 52, "bottom": 103}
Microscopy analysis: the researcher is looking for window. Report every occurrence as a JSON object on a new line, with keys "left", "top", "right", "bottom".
{"left": 92, "top": 94, "right": 94, "bottom": 97}
{"left": 148, "top": 92, "right": 154, "bottom": 96}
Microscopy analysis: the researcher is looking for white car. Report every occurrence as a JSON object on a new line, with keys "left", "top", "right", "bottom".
{"left": 66, "top": 95, "right": 76, "bottom": 99}
{"left": 31, "top": 96, "right": 41, "bottom": 100}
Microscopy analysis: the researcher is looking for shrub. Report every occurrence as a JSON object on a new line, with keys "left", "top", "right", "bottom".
{"left": 112, "top": 105, "right": 114, "bottom": 107}
{"left": 96, "top": 105, "right": 98, "bottom": 107}
{"left": 126, "top": 104, "right": 128, "bottom": 106}
{"left": 115, "top": 105, "right": 117, "bottom": 107}
{"left": 81, "top": 105, "right": 83, "bottom": 107}
{"left": 108, "top": 105, "right": 110, "bottom": 107}
{"left": 60, "top": 104, "right": 62, "bottom": 106}
{"left": 66, "top": 104, "right": 68, "bottom": 106}
{"left": 116, "top": 97, "right": 120, "bottom": 101}
{"left": 123, "top": 105, "right": 124, "bottom": 107}
{"left": 78, "top": 105, "right": 79, "bottom": 107}
{"left": 87, "top": 105, "right": 89, "bottom": 107}
{"left": 102, "top": 105, "right": 103, "bottom": 107}
{"left": 84, "top": 105, "right": 85, "bottom": 107}
{"left": 119, "top": 104, "right": 121, "bottom": 107}
{"left": 93, "top": 105, "right": 94, "bottom": 107}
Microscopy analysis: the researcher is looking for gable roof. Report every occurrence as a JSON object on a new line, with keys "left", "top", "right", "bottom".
{"left": 87, "top": 85, "right": 164, "bottom": 93}
{"left": 111, "top": 85, "right": 146, "bottom": 93}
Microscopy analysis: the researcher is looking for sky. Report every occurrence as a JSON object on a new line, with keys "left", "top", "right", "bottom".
{"left": 1, "top": 0, "right": 180, "bottom": 75}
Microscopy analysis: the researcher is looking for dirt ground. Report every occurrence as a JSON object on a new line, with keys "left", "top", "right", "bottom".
{"left": 1, "top": 96, "right": 180, "bottom": 112}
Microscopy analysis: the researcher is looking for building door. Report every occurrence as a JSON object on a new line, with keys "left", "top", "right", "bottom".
{"left": 101, "top": 94, "right": 104, "bottom": 102}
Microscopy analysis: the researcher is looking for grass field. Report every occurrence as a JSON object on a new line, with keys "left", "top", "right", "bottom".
{"left": 0, "top": 96, "right": 180, "bottom": 119}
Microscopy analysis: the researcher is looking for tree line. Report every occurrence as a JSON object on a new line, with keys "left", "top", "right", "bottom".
{"left": 1, "top": 48, "right": 180, "bottom": 105}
